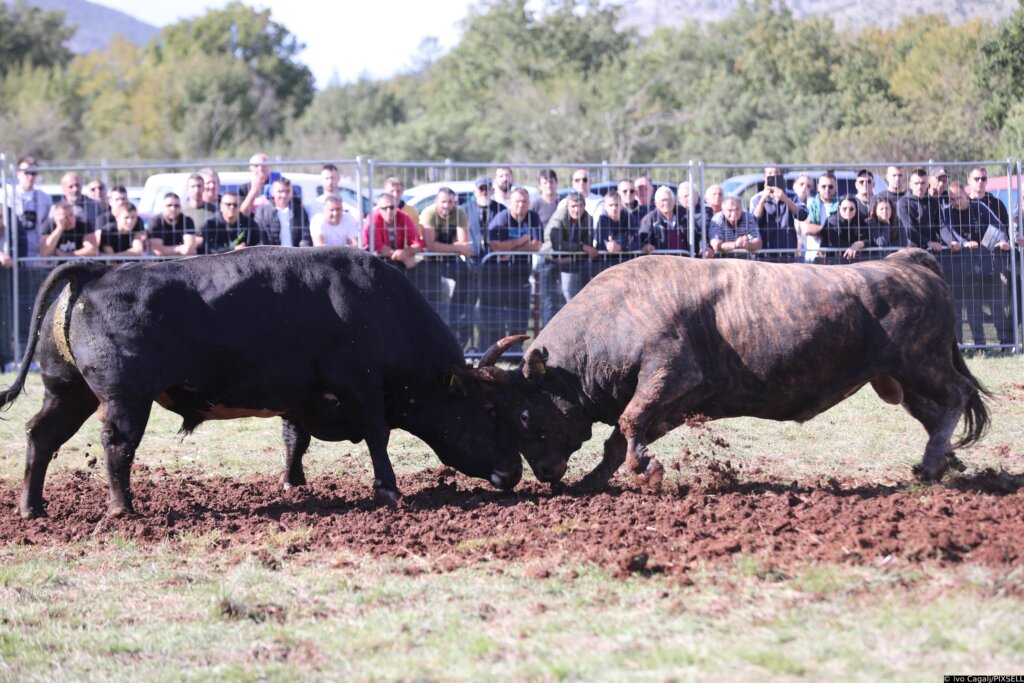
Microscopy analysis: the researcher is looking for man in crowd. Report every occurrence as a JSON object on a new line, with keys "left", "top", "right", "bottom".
{"left": 420, "top": 187, "right": 474, "bottom": 347}
{"left": 462, "top": 176, "right": 502, "bottom": 264}
{"left": 40, "top": 201, "right": 99, "bottom": 257}
{"left": 199, "top": 168, "right": 221, "bottom": 207}
{"left": 203, "top": 191, "right": 255, "bottom": 254}
{"left": 941, "top": 181, "right": 1012, "bottom": 348}
{"left": 875, "top": 165, "right": 906, "bottom": 206}
{"left": 97, "top": 185, "right": 130, "bottom": 231}
{"left": 3, "top": 156, "right": 52, "bottom": 266}
{"left": 543, "top": 190, "right": 598, "bottom": 324}
{"left": 803, "top": 171, "right": 840, "bottom": 262}
{"left": 530, "top": 168, "right": 559, "bottom": 226}
{"left": 634, "top": 175, "right": 654, "bottom": 210}
{"left": 484, "top": 186, "right": 542, "bottom": 347}
{"left": 897, "top": 168, "right": 944, "bottom": 251}
{"left": 749, "top": 165, "right": 807, "bottom": 262}
{"left": 85, "top": 179, "right": 107, "bottom": 209}
{"left": 853, "top": 169, "right": 876, "bottom": 219}
{"left": 148, "top": 192, "right": 198, "bottom": 256}
{"left": 636, "top": 186, "right": 691, "bottom": 255}
{"left": 239, "top": 152, "right": 273, "bottom": 216}
{"left": 596, "top": 188, "right": 640, "bottom": 259}
{"left": 364, "top": 192, "right": 422, "bottom": 270}
{"left": 620, "top": 178, "right": 648, "bottom": 223}
{"left": 183, "top": 173, "right": 216, "bottom": 239}
{"left": 56, "top": 171, "right": 103, "bottom": 230}
{"left": 492, "top": 166, "right": 516, "bottom": 208}
{"left": 966, "top": 166, "right": 1010, "bottom": 229}
{"left": 383, "top": 176, "right": 419, "bottom": 232}
{"left": 929, "top": 167, "right": 949, "bottom": 200}
{"left": 310, "top": 194, "right": 360, "bottom": 247}
{"left": 709, "top": 196, "right": 762, "bottom": 258}
{"left": 254, "top": 177, "right": 311, "bottom": 248}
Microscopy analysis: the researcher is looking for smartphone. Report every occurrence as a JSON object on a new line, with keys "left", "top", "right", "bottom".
{"left": 765, "top": 175, "right": 783, "bottom": 189}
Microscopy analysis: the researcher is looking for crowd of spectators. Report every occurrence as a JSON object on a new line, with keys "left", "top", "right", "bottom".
{"left": 2, "top": 155, "right": 1022, "bottom": 351}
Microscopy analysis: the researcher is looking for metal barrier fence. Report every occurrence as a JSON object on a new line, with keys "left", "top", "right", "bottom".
{"left": 2, "top": 155, "right": 1022, "bottom": 367}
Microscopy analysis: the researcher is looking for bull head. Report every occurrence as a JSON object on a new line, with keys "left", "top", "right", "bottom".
{"left": 466, "top": 334, "right": 529, "bottom": 385}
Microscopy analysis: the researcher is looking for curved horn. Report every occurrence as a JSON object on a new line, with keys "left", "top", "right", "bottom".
{"left": 478, "top": 334, "right": 529, "bottom": 368}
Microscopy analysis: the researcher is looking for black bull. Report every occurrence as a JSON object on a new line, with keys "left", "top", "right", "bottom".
{"left": 1, "top": 247, "right": 522, "bottom": 519}
{"left": 483, "top": 249, "right": 990, "bottom": 488}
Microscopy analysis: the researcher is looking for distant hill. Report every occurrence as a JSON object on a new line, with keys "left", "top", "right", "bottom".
{"left": 619, "top": 0, "right": 1018, "bottom": 32}
{"left": 10, "top": 0, "right": 158, "bottom": 54}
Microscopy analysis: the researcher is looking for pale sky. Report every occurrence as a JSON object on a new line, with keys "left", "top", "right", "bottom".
{"left": 90, "top": 0, "right": 477, "bottom": 89}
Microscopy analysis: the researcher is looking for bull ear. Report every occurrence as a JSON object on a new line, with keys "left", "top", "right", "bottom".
{"left": 523, "top": 346, "right": 548, "bottom": 380}
{"left": 478, "top": 334, "right": 530, "bottom": 368}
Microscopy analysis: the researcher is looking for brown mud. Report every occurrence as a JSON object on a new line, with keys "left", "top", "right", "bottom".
{"left": 3, "top": 461, "right": 1023, "bottom": 578}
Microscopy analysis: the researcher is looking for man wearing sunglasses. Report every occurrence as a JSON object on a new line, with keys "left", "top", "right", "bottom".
{"left": 966, "top": 166, "right": 1009, "bottom": 230}
{"left": 363, "top": 193, "right": 422, "bottom": 270}
{"left": 2, "top": 156, "right": 52, "bottom": 267}
{"left": 803, "top": 171, "right": 840, "bottom": 262}
{"left": 202, "top": 192, "right": 255, "bottom": 254}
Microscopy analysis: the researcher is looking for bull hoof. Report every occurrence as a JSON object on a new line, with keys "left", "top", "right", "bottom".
{"left": 912, "top": 462, "right": 946, "bottom": 484}
{"left": 280, "top": 471, "right": 307, "bottom": 490}
{"left": 19, "top": 503, "right": 45, "bottom": 520}
{"left": 106, "top": 503, "right": 135, "bottom": 518}
{"left": 374, "top": 488, "right": 401, "bottom": 509}
{"left": 635, "top": 458, "right": 665, "bottom": 492}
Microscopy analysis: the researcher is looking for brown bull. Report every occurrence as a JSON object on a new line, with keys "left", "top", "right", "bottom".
{"left": 481, "top": 249, "right": 990, "bottom": 488}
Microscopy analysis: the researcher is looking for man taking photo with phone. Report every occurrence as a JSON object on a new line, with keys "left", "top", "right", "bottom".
{"left": 749, "top": 165, "right": 807, "bottom": 262}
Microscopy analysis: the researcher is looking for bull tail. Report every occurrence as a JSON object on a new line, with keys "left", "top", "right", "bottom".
{"left": 0, "top": 260, "right": 110, "bottom": 410}
{"left": 950, "top": 339, "right": 991, "bottom": 449}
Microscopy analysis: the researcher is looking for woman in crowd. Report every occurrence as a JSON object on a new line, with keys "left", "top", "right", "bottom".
{"left": 866, "top": 197, "right": 905, "bottom": 250}
{"left": 821, "top": 195, "right": 870, "bottom": 262}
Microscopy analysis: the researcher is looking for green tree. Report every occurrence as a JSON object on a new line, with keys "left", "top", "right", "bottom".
{"left": 0, "top": 1, "right": 74, "bottom": 77}
{"left": 147, "top": 2, "right": 314, "bottom": 149}
{"left": 976, "top": 0, "right": 1024, "bottom": 132}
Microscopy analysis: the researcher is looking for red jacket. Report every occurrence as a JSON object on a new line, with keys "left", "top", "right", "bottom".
{"left": 363, "top": 209, "right": 424, "bottom": 253}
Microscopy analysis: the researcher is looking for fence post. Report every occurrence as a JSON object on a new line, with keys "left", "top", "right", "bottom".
{"left": 355, "top": 155, "right": 365, "bottom": 226}
{"left": 367, "top": 159, "right": 376, "bottom": 253}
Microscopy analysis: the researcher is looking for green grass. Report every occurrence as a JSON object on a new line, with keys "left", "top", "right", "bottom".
{"left": 1, "top": 357, "right": 1024, "bottom": 681}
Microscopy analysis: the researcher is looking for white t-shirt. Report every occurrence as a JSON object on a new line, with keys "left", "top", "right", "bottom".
{"left": 310, "top": 211, "right": 360, "bottom": 247}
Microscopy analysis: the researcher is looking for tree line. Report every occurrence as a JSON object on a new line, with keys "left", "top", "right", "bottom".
{"left": 2, "top": 0, "right": 1024, "bottom": 165}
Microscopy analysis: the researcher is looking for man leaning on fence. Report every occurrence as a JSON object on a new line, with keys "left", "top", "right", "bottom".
{"left": 40, "top": 201, "right": 99, "bottom": 258}
{"left": 364, "top": 192, "right": 422, "bottom": 270}
{"left": 483, "top": 187, "right": 542, "bottom": 349}
{"left": 203, "top": 192, "right": 255, "bottom": 254}
{"left": 420, "top": 186, "right": 474, "bottom": 349}
{"left": 254, "top": 177, "right": 311, "bottom": 248}
{"left": 709, "top": 196, "right": 761, "bottom": 258}
{"left": 148, "top": 192, "right": 198, "bottom": 256}
{"left": 636, "top": 186, "right": 691, "bottom": 255}
{"left": 941, "top": 181, "right": 1013, "bottom": 348}
{"left": 542, "top": 190, "right": 598, "bottom": 324}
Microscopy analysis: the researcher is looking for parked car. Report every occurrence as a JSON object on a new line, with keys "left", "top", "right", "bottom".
{"left": 720, "top": 170, "right": 885, "bottom": 205}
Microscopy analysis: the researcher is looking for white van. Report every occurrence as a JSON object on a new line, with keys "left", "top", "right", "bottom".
{"left": 138, "top": 171, "right": 367, "bottom": 221}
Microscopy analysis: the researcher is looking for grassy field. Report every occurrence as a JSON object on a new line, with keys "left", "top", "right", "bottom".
{"left": 1, "top": 356, "right": 1023, "bottom": 681}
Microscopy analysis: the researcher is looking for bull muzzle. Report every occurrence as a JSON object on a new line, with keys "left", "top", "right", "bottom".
{"left": 490, "top": 465, "right": 522, "bottom": 491}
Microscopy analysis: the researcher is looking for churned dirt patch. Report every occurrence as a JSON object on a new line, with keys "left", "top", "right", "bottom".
{"left": 3, "top": 462, "right": 1023, "bottom": 576}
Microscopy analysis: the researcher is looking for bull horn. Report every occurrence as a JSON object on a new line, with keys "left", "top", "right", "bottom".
{"left": 523, "top": 346, "right": 548, "bottom": 379}
{"left": 478, "top": 334, "right": 529, "bottom": 368}
{"left": 465, "top": 366, "right": 510, "bottom": 385}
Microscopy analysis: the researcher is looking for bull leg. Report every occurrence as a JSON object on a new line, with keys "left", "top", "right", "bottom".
{"left": 619, "top": 365, "right": 700, "bottom": 490}
{"left": 21, "top": 383, "right": 99, "bottom": 519}
{"left": 280, "top": 418, "right": 311, "bottom": 489}
{"left": 100, "top": 401, "right": 151, "bottom": 517}
{"left": 575, "top": 426, "right": 627, "bottom": 491}
{"left": 365, "top": 427, "right": 400, "bottom": 507}
{"left": 900, "top": 368, "right": 972, "bottom": 481}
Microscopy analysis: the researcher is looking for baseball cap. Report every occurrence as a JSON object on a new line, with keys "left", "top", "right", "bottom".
{"left": 474, "top": 176, "right": 492, "bottom": 189}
